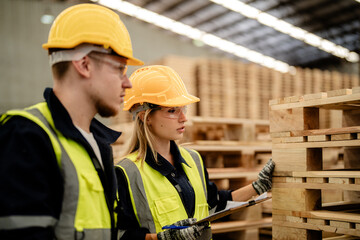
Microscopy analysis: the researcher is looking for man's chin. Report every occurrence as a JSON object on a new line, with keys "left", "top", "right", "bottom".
{"left": 98, "top": 106, "right": 119, "bottom": 118}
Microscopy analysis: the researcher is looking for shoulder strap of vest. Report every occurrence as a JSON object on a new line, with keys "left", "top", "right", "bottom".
{"left": 116, "top": 158, "right": 157, "bottom": 233}
{"left": 1, "top": 106, "right": 62, "bottom": 168}
{"left": 22, "top": 106, "right": 80, "bottom": 236}
{"left": 182, "top": 148, "right": 207, "bottom": 199}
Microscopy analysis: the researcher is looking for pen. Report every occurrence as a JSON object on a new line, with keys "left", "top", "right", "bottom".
{"left": 162, "top": 225, "right": 189, "bottom": 230}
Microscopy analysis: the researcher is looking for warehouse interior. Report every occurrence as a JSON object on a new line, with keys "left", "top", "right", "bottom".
{"left": 1, "top": 0, "right": 360, "bottom": 239}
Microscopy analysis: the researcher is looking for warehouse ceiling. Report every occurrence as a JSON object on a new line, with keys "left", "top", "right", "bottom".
{"left": 56, "top": 0, "right": 360, "bottom": 70}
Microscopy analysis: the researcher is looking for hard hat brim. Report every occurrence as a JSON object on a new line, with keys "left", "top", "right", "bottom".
{"left": 123, "top": 94, "right": 200, "bottom": 111}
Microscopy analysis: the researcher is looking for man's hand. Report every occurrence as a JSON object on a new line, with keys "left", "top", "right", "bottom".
{"left": 252, "top": 159, "right": 275, "bottom": 195}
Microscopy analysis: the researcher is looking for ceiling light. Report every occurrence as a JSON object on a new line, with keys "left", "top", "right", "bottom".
{"left": 92, "top": 0, "right": 292, "bottom": 73}
{"left": 41, "top": 14, "right": 54, "bottom": 24}
{"left": 210, "top": 0, "right": 359, "bottom": 63}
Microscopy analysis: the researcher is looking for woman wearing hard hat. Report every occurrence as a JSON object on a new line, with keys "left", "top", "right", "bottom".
{"left": 115, "top": 65, "right": 274, "bottom": 240}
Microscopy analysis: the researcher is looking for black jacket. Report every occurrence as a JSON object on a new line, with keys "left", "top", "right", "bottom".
{"left": 0, "top": 88, "right": 120, "bottom": 240}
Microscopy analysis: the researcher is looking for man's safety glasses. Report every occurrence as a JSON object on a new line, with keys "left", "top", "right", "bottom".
{"left": 89, "top": 53, "right": 128, "bottom": 78}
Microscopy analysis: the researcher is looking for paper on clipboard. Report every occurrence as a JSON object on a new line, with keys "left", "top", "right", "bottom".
{"left": 193, "top": 192, "right": 271, "bottom": 225}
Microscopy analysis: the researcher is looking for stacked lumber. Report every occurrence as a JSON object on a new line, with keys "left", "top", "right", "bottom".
{"left": 181, "top": 116, "right": 272, "bottom": 240}
{"left": 111, "top": 55, "right": 359, "bottom": 125}
{"left": 270, "top": 87, "right": 360, "bottom": 239}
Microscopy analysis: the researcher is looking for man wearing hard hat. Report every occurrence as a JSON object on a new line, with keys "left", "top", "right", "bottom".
{"left": 0, "top": 3, "right": 143, "bottom": 240}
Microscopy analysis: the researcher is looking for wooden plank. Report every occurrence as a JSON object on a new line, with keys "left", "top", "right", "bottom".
{"left": 211, "top": 218, "right": 272, "bottom": 234}
{"left": 292, "top": 171, "right": 360, "bottom": 178}
{"left": 324, "top": 235, "right": 360, "bottom": 240}
{"left": 272, "top": 139, "right": 360, "bottom": 148}
{"left": 273, "top": 182, "right": 360, "bottom": 191}
{"left": 184, "top": 144, "right": 272, "bottom": 152}
{"left": 306, "top": 210, "right": 360, "bottom": 223}
{"left": 191, "top": 141, "right": 271, "bottom": 146}
{"left": 270, "top": 92, "right": 360, "bottom": 111}
{"left": 207, "top": 167, "right": 259, "bottom": 179}
{"left": 189, "top": 116, "right": 269, "bottom": 125}
{"left": 280, "top": 126, "right": 360, "bottom": 137}
{"left": 273, "top": 217, "right": 360, "bottom": 237}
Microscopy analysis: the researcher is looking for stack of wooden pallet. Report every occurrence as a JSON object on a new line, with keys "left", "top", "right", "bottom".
{"left": 181, "top": 116, "right": 272, "bottom": 240}
{"left": 270, "top": 87, "right": 360, "bottom": 239}
{"left": 111, "top": 56, "right": 359, "bottom": 124}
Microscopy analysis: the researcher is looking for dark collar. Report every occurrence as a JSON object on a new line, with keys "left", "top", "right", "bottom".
{"left": 44, "top": 88, "right": 121, "bottom": 144}
{"left": 145, "top": 141, "right": 191, "bottom": 176}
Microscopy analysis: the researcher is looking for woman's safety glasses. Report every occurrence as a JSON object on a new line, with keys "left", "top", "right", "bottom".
{"left": 155, "top": 106, "right": 188, "bottom": 119}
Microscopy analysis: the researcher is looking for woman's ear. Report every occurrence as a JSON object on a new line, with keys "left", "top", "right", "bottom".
{"left": 138, "top": 111, "right": 145, "bottom": 122}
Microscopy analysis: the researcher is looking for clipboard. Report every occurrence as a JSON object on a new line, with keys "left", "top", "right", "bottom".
{"left": 192, "top": 193, "right": 272, "bottom": 225}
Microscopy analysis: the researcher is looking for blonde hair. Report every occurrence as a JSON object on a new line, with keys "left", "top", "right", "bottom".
{"left": 121, "top": 108, "right": 159, "bottom": 164}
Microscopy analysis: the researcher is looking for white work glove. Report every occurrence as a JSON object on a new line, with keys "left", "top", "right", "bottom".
{"left": 252, "top": 159, "right": 275, "bottom": 195}
{"left": 157, "top": 218, "right": 208, "bottom": 240}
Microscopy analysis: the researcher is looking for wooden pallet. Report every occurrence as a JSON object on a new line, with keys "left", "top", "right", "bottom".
{"left": 109, "top": 56, "right": 360, "bottom": 126}
{"left": 182, "top": 116, "right": 270, "bottom": 143}
{"left": 270, "top": 87, "right": 360, "bottom": 239}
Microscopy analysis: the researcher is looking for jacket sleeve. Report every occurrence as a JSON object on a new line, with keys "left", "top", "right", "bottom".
{"left": 115, "top": 166, "right": 150, "bottom": 240}
{"left": 0, "top": 116, "right": 63, "bottom": 239}
{"left": 204, "top": 165, "right": 233, "bottom": 213}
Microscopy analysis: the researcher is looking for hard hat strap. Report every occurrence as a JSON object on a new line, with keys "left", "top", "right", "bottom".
{"left": 49, "top": 43, "right": 111, "bottom": 66}
{"left": 129, "top": 103, "right": 160, "bottom": 120}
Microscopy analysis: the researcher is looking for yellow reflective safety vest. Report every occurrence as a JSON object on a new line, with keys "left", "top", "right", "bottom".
{"left": 0, "top": 102, "right": 113, "bottom": 240}
{"left": 117, "top": 147, "right": 211, "bottom": 236}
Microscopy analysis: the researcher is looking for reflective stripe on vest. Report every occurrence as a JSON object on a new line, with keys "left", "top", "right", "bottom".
{"left": 0, "top": 103, "right": 111, "bottom": 240}
{"left": 117, "top": 147, "right": 210, "bottom": 234}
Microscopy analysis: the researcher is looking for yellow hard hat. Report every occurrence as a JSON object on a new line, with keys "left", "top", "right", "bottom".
{"left": 42, "top": 3, "right": 143, "bottom": 66}
{"left": 124, "top": 65, "right": 200, "bottom": 111}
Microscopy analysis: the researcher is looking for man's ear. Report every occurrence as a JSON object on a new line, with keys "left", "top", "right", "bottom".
{"left": 72, "top": 56, "right": 91, "bottom": 78}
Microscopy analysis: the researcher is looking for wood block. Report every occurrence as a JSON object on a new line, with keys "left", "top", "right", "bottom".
{"left": 330, "top": 220, "right": 352, "bottom": 229}
{"left": 286, "top": 177, "right": 304, "bottom": 183}
{"left": 308, "top": 135, "right": 330, "bottom": 142}
{"left": 272, "top": 136, "right": 305, "bottom": 143}
{"left": 327, "top": 89, "right": 353, "bottom": 97}
{"left": 307, "top": 177, "right": 326, "bottom": 183}
{"left": 272, "top": 148, "right": 307, "bottom": 173}
{"left": 272, "top": 225, "right": 315, "bottom": 240}
{"left": 286, "top": 216, "right": 304, "bottom": 223}
{"left": 272, "top": 148, "right": 322, "bottom": 173}
{"left": 331, "top": 133, "right": 356, "bottom": 141}
{"left": 353, "top": 86, "right": 360, "bottom": 94}
{"left": 272, "top": 188, "right": 321, "bottom": 211}
{"left": 322, "top": 189, "right": 344, "bottom": 203}
{"left": 329, "top": 178, "right": 350, "bottom": 184}
{"left": 270, "top": 107, "right": 319, "bottom": 132}
{"left": 303, "top": 92, "right": 327, "bottom": 101}
{"left": 307, "top": 218, "right": 326, "bottom": 225}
